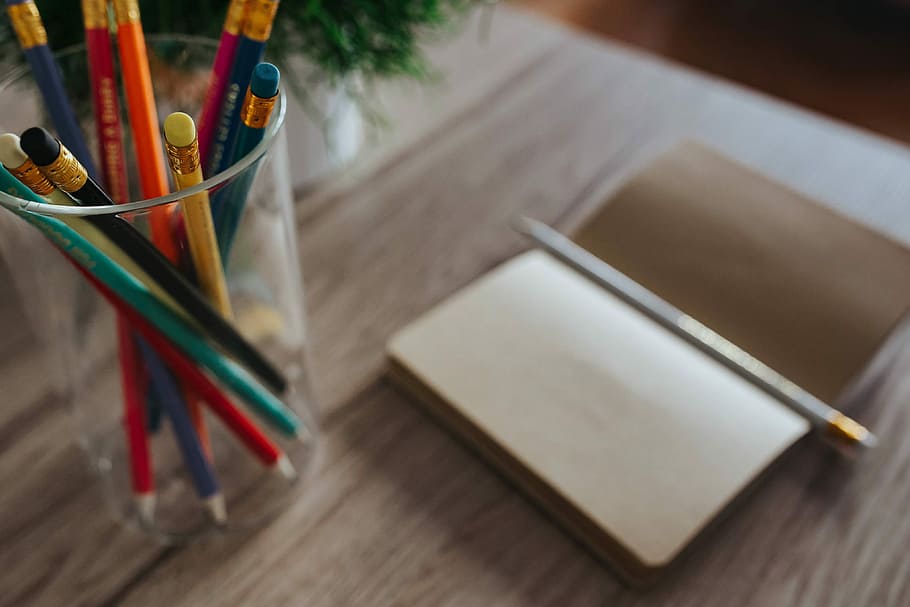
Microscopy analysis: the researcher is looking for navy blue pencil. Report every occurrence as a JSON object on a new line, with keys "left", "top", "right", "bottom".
{"left": 5, "top": 0, "right": 100, "bottom": 182}
{"left": 135, "top": 339, "right": 227, "bottom": 524}
{"left": 204, "top": 0, "right": 280, "bottom": 177}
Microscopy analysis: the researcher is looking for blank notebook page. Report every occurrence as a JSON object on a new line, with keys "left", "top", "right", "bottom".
{"left": 388, "top": 251, "right": 809, "bottom": 570}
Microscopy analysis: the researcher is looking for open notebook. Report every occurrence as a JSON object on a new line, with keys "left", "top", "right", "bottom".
{"left": 387, "top": 142, "right": 910, "bottom": 583}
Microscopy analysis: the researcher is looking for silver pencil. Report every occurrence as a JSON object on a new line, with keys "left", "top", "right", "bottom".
{"left": 516, "top": 216, "right": 877, "bottom": 449}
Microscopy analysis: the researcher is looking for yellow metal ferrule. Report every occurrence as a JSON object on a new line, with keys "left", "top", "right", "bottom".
{"left": 37, "top": 145, "right": 89, "bottom": 193}
{"left": 826, "top": 412, "right": 871, "bottom": 447}
{"left": 240, "top": 89, "right": 277, "bottom": 129}
{"left": 112, "top": 0, "right": 141, "bottom": 25}
{"left": 80, "top": 0, "right": 108, "bottom": 29}
{"left": 10, "top": 159, "right": 53, "bottom": 196}
{"left": 165, "top": 139, "right": 201, "bottom": 177}
{"left": 243, "top": 0, "right": 279, "bottom": 42}
{"left": 224, "top": 0, "right": 249, "bottom": 36}
{"left": 8, "top": 1, "right": 47, "bottom": 49}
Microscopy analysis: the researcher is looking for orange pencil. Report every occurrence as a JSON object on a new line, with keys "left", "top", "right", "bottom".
{"left": 113, "top": 0, "right": 211, "bottom": 455}
{"left": 111, "top": 0, "right": 176, "bottom": 258}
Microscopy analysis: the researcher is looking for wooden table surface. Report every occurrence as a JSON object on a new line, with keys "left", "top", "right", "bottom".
{"left": 3, "top": 6, "right": 910, "bottom": 606}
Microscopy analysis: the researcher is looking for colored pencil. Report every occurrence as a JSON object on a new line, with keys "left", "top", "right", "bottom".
{"left": 215, "top": 62, "right": 280, "bottom": 258}
{"left": 198, "top": 0, "right": 249, "bottom": 168}
{"left": 111, "top": 0, "right": 178, "bottom": 260}
{"left": 20, "top": 127, "right": 288, "bottom": 395}
{"left": 133, "top": 337, "right": 226, "bottom": 524}
{"left": 78, "top": 2, "right": 156, "bottom": 514}
{"left": 91, "top": 272, "right": 295, "bottom": 477}
{"left": 0, "top": 133, "right": 156, "bottom": 523}
{"left": 164, "top": 112, "right": 233, "bottom": 318}
{"left": 4, "top": 0, "right": 100, "bottom": 182}
{"left": 205, "top": 0, "right": 279, "bottom": 176}
{"left": 81, "top": 0, "right": 129, "bottom": 203}
{"left": 0, "top": 166, "right": 302, "bottom": 438}
{"left": 116, "top": 320, "right": 156, "bottom": 523}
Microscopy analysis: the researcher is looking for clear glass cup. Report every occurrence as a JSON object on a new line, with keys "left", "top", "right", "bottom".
{"left": 0, "top": 36, "right": 320, "bottom": 541}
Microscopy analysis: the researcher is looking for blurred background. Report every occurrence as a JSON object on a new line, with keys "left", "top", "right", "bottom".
{"left": 519, "top": 0, "right": 910, "bottom": 143}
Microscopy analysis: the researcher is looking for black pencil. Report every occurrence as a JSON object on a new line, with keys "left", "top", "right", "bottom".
{"left": 20, "top": 127, "right": 287, "bottom": 395}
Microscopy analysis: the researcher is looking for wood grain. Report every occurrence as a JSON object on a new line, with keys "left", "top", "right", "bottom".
{"left": 2, "top": 6, "right": 910, "bottom": 606}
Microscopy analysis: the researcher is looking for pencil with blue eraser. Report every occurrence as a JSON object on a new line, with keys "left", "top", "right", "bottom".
{"left": 214, "top": 62, "right": 280, "bottom": 259}
{"left": 0, "top": 166, "right": 303, "bottom": 439}
{"left": 5, "top": 0, "right": 100, "bottom": 182}
{"left": 205, "top": 0, "right": 280, "bottom": 176}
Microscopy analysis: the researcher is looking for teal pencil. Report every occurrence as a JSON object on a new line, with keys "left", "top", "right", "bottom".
{"left": 0, "top": 169, "right": 302, "bottom": 438}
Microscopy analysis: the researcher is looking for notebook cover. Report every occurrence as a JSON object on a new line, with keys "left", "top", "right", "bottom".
{"left": 573, "top": 142, "right": 910, "bottom": 404}
{"left": 387, "top": 251, "right": 809, "bottom": 583}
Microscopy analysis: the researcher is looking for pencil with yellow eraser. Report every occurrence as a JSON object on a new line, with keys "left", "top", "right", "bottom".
{"left": 164, "top": 112, "right": 233, "bottom": 318}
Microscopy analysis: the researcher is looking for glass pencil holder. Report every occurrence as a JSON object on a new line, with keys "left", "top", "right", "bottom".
{"left": 0, "top": 36, "right": 321, "bottom": 541}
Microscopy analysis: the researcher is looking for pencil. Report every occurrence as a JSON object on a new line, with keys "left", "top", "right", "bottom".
{"left": 214, "top": 62, "right": 280, "bottom": 258}
{"left": 19, "top": 127, "right": 288, "bottom": 395}
{"left": 0, "top": 133, "right": 155, "bottom": 523}
{"left": 164, "top": 112, "right": 233, "bottom": 318}
{"left": 206, "top": 0, "right": 280, "bottom": 176}
{"left": 0, "top": 166, "right": 302, "bottom": 439}
{"left": 517, "top": 217, "right": 878, "bottom": 449}
{"left": 111, "top": 0, "right": 178, "bottom": 260}
{"left": 110, "top": 0, "right": 210, "bottom": 449}
{"left": 79, "top": 0, "right": 155, "bottom": 516}
{"left": 95, "top": 274, "right": 295, "bottom": 477}
{"left": 81, "top": 0, "right": 129, "bottom": 203}
{"left": 5, "top": 0, "right": 99, "bottom": 181}
{"left": 198, "top": 0, "right": 249, "bottom": 168}
{"left": 133, "top": 337, "right": 226, "bottom": 524}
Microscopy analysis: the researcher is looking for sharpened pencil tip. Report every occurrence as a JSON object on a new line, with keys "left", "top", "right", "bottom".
{"left": 827, "top": 413, "right": 877, "bottom": 449}
{"left": 512, "top": 216, "right": 539, "bottom": 237}
{"left": 274, "top": 453, "right": 297, "bottom": 480}
{"left": 135, "top": 493, "right": 156, "bottom": 526}
{"left": 205, "top": 494, "right": 228, "bottom": 526}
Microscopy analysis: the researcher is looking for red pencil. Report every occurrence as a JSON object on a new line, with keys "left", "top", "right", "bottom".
{"left": 81, "top": 0, "right": 129, "bottom": 203}
{"left": 82, "top": 0, "right": 153, "bottom": 522}
{"left": 116, "top": 315, "right": 156, "bottom": 520}
{"left": 198, "top": 0, "right": 248, "bottom": 168}
{"left": 71, "top": 261, "right": 295, "bottom": 479}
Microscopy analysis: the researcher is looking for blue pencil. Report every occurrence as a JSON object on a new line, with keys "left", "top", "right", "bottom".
{"left": 214, "top": 62, "right": 280, "bottom": 258}
{"left": 5, "top": 0, "right": 100, "bottom": 182}
{"left": 205, "top": 0, "right": 280, "bottom": 177}
{"left": 135, "top": 338, "right": 227, "bottom": 524}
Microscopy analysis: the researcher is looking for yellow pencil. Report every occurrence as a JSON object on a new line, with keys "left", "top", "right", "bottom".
{"left": 163, "top": 112, "right": 233, "bottom": 319}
